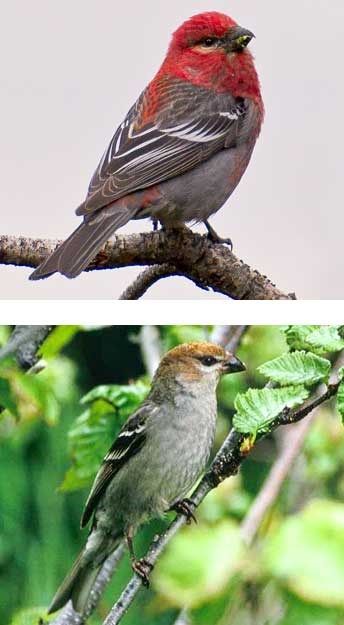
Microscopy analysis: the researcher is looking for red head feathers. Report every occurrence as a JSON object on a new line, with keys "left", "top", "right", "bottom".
{"left": 172, "top": 12, "right": 238, "bottom": 48}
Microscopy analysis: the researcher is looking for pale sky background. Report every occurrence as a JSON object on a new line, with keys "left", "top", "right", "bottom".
{"left": 1, "top": 0, "right": 343, "bottom": 299}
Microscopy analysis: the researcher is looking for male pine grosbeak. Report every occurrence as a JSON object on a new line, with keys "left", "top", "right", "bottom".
{"left": 30, "top": 11, "right": 263, "bottom": 280}
{"left": 48, "top": 341, "right": 245, "bottom": 614}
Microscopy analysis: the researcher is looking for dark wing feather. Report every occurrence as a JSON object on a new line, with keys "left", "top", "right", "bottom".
{"left": 80, "top": 403, "right": 152, "bottom": 528}
{"left": 77, "top": 79, "right": 248, "bottom": 215}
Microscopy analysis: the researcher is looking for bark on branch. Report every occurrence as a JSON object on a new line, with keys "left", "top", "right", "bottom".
{"left": 0, "top": 232, "right": 294, "bottom": 300}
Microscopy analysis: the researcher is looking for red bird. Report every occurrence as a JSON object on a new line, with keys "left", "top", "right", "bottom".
{"left": 30, "top": 11, "right": 264, "bottom": 280}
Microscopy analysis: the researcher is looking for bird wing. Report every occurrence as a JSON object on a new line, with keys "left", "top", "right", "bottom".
{"left": 77, "top": 79, "right": 248, "bottom": 215}
{"left": 80, "top": 402, "right": 155, "bottom": 528}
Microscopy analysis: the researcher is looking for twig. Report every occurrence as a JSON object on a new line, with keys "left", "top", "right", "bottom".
{"left": 0, "top": 325, "right": 54, "bottom": 369}
{"left": 241, "top": 355, "right": 344, "bottom": 545}
{"left": 102, "top": 366, "right": 343, "bottom": 625}
{"left": 271, "top": 381, "right": 340, "bottom": 429}
{"left": 0, "top": 232, "right": 294, "bottom": 300}
{"left": 119, "top": 264, "right": 178, "bottom": 299}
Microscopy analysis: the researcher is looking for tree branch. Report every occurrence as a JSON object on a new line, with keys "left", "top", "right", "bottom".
{"left": 102, "top": 362, "right": 343, "bottom": 625}
{"left": 0, "top": 325, "right": 54, "bottom": 370}
{"left": 0, "top": 232, "right": 294, "bottom": 300}
{"left": 119, "top": 264, "right": 179, "bottom": 299}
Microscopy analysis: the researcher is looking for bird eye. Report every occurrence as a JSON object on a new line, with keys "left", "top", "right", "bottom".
{"left": 202, "top": 37, "right": 218, "bottom": 47}
{"left": 200, "top": 356, "right": 218, "bottom": 366}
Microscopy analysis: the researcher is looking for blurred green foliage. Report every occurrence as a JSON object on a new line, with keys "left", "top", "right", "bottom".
{"left": 0, "top": 326, "right": 343, "bottom": 625}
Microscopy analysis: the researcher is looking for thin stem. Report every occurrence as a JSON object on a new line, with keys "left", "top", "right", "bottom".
{"left": 119, "top": 264, "right": 178, "bottom": 299}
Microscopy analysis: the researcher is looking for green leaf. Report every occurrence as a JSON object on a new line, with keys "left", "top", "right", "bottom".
{"left": 233, "top": 386, "right": 309, "bottom": 435}
{"left": 337, "top": 381, "right": 344, "bottom": 424}
{"left": 284, "top": 326, "right": 344, "bottom": 355}
{"left": 39, "top": 325, "right": 80, "bottom": 358}
{"left": 278, "top": 593, "right": 343, "bottom": 625}
{"left": 262, "top": 500, "right": 344, "bottom": 607}
{"left": 284, "top": 326, "right": 320, "bottom": 351}
{"left": 62, "top": 380, "right": 149, "bottom": 491}
{"left": 0, "top": 377, "right": 18, "bottom": 415}
{"left": 10, "top": 607, "right": 48, "bottom": 625}
{"left": 306, "top": 327, "right": 344, "bottom": 354}
{"left": 153, "top": 521, "right": 243, "bottom": 608}
{"left": 258, "top": 351, "right": 331, "bottom": 387}
{"left": 81, "top": 380, "right": 149, "bottom": 415}
{"left": 61, "top": 403, "right": 117, "bottom": 491}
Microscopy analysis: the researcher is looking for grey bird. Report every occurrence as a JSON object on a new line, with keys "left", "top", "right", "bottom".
{"left": 29, "top": 11, "right": 263, "bottom": 281}
{"left": 47, "top": 341, "right": 245, "bottom": 614}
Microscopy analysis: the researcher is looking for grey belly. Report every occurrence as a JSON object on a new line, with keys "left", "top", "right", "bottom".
{"left": 148, "top": 143, "right": 253, "bottom": 226}
{"left": 96, "top": 420, "right": 215, "bottom": 533}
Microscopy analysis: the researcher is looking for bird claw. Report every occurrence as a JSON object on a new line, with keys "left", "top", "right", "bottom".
{"left": 170, "top": 498, "right": 197, "bottom": 525}
{"left": 131, "top": 558, "right": 154, "bottom": 587}
{"left": 204, "top": 221, "right": 233, "bottom": 249}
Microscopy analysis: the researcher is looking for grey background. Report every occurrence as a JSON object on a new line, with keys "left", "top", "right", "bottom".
{"left": 1, "top": 0, "right": 343, "bottom": 299}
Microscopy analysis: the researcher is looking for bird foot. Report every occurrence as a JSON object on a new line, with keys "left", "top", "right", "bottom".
{"left": 204, "top": 221, "right": 233, "bottom": 249}
{"left": 131, "top": 558, "right": 154, "bottom": 587}
{"left": 170, "top": 498, "right": 197, "bottom": 525}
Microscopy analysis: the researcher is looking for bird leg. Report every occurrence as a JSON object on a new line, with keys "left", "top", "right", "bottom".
{"left": 169, "top": 498, "right": 197, "bottom": 525}
{"left": 125, "top": 527, "right": 153, "bottom": 587}
{"left": 204, "top": 220, "right": 233, "bottom": 249}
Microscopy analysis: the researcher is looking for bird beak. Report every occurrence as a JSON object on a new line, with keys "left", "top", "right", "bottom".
{"left": 222, "top": 354, "right": 246, "bottom": 374}
{"left": 226, "top": 26, "right": 255, "bottom": 53}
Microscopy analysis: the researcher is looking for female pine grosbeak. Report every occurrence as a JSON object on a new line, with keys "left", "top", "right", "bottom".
{"left": 48, "top": 341, "right": 245, "bottom": 614}
{"left": 30, "top": 11, "right": 263, "bottom": 280}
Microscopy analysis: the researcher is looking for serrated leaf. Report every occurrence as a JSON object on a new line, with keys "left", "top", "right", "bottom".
{"left": 233, "top": 386, "right": 309, "bottom": 435}
{"left": 284, "top": 326, "right": 320, "bottom": 351}
{"left": 337, "top": 381, "right": 344, "bottom": 424}
{"left": 61, "top": 403, "right": 118, "bottom": 491}
{"left": 62, "top": 381, "right": 149, "bottom": 491}
{"left": 258, "top": 351, "right": 331, "bottom": 387}
{"left": 307, "top": 327, "right": 344, "bottom": 354}
{"left": 81, "top": 380, "right": 148, "bottom": 415}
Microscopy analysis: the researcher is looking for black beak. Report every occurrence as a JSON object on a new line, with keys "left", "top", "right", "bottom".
{"left": 223, "top": 354, "right": 246, "bottom": 373}
{"left": 226, "top": 26, "right": 255, "bottom": 52}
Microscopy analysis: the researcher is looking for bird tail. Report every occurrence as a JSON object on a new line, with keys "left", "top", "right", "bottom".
{"left": 47, "top": 547, "right": 101, "bottom": 615}
{"left": 29, "top": 206, "right": 135, "bottom": 280}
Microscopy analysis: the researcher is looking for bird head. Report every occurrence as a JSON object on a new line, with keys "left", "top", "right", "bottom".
{"left": 159, "top": 12, "right": 258, "bottom": 97}
{"left": 151, "top": 341, "right": 245, "bottom": 398}
{"left": 171, "top": 12, "right": 255, "bottom": 57}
